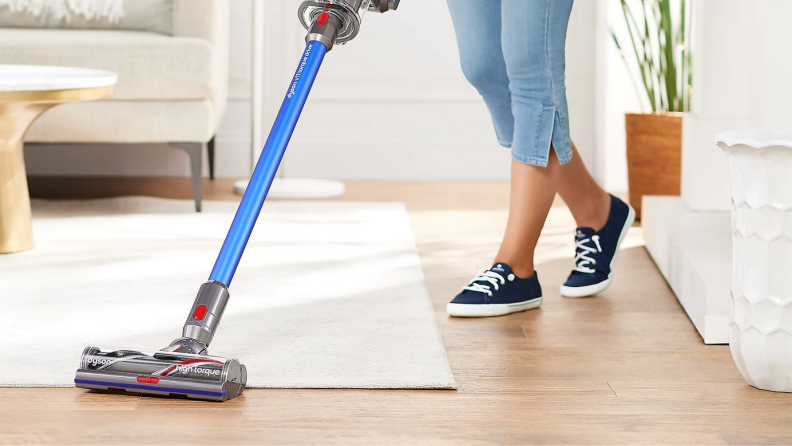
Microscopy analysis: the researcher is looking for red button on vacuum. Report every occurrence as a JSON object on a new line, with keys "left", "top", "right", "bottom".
{"left": 137, "top": 376, "right": 150, "bottom": 383}
{"left": 193, "top": 305, "right": 208, "bottom": 320}
{"left": 317, "top": 12, "right": 329, "bottom": 25}
{"left": 149, "top": 377, "right": 160, "bottom": 384}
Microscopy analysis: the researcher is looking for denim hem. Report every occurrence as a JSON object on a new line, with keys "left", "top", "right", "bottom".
{"left": 556, "top": 144, "right": 573, "bottom": 165}
{"left": 498, "top": 140, "right": 513, "bottom": 149}
{"left": 511, "top": 152, "right": 549, "bottom": 167}
{"left": 511, "top": 141, "right": 573, "bottom": 167}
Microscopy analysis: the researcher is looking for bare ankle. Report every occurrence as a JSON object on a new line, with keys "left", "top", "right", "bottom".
{"left": 493, "top": 258, "right": 535, "bottom": 279}
{"left": 573, "top": 193, "right": 610, "bottom": 231}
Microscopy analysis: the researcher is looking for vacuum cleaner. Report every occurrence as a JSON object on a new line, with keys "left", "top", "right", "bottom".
{"left": 73, "top": 0, "right": 400, "bottom": 402}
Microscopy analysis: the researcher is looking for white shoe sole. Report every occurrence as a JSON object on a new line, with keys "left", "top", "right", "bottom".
{"left": 560, "top": 278, "right": 612, "bottom": 298}
{"left": 447, "top": 297, "right": 542, "bottom": 318}
{"left": 559, "top": 203, "right": 636, "bottom": 298}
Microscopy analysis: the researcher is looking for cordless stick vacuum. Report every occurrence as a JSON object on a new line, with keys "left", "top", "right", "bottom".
{"left": 74, "top": 0, "right": 400, "bottom": 402}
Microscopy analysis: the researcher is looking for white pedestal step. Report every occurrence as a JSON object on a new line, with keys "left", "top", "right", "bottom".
{"left": 642, "top": 196, "right": 731, "bottom": 344}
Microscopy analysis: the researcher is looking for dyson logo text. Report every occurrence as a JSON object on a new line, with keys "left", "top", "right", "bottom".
{"left": 287, "top": 44, "right": 314, "bottom": 99}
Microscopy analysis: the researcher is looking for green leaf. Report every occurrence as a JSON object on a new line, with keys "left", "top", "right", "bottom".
{"left": 612, "top": 0, "right": 692, "bottom": 112}
{"left": 620, "top": 0, "right": 656, "bottom": 111}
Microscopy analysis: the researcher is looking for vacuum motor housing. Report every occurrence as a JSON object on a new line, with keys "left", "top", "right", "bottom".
{"left": 298, "top": 0, "right": 399, "bottom": 45}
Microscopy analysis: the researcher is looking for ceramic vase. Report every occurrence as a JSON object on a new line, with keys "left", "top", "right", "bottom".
{"left": 717, "top": 129, "right": 792, "bottom": 392}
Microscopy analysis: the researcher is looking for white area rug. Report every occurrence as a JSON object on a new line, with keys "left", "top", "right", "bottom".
{"left": 0, "top": 197, "right": 456, "bottom": 389}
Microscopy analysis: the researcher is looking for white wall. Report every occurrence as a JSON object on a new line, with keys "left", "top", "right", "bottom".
{"left": 25, "top": 0, "right": 604, "bottom": 183}
{"left": 681, "top": 0, "right": 792, "bottom": 211}
{"left": 598, "top": 0, "right": 644, "bottom": 193}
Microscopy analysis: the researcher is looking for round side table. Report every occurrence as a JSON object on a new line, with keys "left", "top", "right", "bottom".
{"left": 0, "top": 65, "right": 117, "bottom": 254}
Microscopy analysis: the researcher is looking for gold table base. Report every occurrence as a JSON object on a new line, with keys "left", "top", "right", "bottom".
{"left": 0, "top": 86, "right": 114, "bottom": 254}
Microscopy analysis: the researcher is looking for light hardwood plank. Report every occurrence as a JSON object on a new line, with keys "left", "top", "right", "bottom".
{"left": 0, "top": 389, "right": 138, "bottom": 411}
{"left": 720, "top": 433, "right": 792, "bottom": 446}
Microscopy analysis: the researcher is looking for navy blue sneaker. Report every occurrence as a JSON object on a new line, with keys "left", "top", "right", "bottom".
{"left": 447, "top": 263, "right": 542, "bottom": 317}
{"left": 560, "top": 194, "right": 635, "bottom": 298}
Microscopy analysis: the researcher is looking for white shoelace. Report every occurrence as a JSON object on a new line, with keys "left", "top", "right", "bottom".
{"left": 463, "top": 270, "right": 506, "bottom": 297}
{"left": 574, "top": 235, "right": 602, "bottom": 274}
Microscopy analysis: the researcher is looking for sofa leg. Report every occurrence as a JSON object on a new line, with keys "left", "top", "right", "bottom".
{"left": 207, "top": 137, "right": 216, "bottom": 181}
{"left": 170, "top": 142, "right": 203, "bottom": 212}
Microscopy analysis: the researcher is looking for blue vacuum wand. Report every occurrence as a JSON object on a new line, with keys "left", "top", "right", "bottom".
{"left": 74, "top": 0, "right": 399, "bottom": 402}
{"left": 209, "top": 40, "right": 326, "bottom": 287}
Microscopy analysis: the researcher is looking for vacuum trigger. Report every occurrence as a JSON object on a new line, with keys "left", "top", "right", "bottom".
{"left": 193, "top": 305, "right": 208, "bottom": 320}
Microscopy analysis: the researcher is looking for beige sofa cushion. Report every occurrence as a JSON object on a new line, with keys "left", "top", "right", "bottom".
{"left": 25, "top": 100, "right": 215, "bottom": 143}
{"left": 0, "top": 0, "right": 173, "bottom": 35}
{"left": 0, "top": 28, "right": 214, "bottom": 101}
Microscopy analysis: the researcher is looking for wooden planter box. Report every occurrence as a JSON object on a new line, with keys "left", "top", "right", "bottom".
{"left": 626, "top": 113, "right": 683, "bottom": 219}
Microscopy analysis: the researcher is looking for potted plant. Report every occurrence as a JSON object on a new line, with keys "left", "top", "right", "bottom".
{"left": 612, "top": 0, "right": 692, "bottom": 219}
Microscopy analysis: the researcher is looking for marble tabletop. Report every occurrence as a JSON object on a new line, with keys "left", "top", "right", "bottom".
{"left": 0, "top": 64, "right": 118, "bottom": 92}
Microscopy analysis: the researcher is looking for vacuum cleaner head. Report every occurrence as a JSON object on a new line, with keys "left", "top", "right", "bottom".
{"left": 74, "top": 346, "right": 246, "bottom": 402}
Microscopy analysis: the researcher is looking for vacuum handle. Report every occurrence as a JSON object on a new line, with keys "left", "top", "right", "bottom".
{"left": 207, "top": 41, "right": 328, "bottom": 287}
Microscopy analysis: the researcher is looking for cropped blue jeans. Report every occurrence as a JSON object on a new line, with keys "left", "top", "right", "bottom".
{"left": 447, "top": 0, "right": 574, "bottom": 167}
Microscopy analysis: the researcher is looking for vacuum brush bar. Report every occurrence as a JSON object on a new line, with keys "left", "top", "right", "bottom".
{"left": 74, "top": 346, "right": 246, "bottom": 402}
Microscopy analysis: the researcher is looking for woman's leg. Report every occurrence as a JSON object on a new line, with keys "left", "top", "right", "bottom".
{"left": 557, "top": 142, "right": 611, "bottom": 231}
{"left": 494, "top": 151, "right": 561, "bottom": 278}
{"left": 447, "top": 0, "right": 630, "bottom": 313}
{"left": 447, "top": 0, "right": 548, "bottom": 317}
{"left": 492, "top": 0, "right": 575, "bottom": 279}
{"left": 496, "top": 144, "right": 611, "bottom": 279}
{"left": 446, "top": 0, "right": 514, "bottom": 147}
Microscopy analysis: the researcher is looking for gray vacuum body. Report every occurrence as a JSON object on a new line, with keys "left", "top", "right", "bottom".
{"left": 75, "top": 346, "right": 246, "bottom": 402}
{"left": 74, "top": 282, "right": 246, "bottom": 402}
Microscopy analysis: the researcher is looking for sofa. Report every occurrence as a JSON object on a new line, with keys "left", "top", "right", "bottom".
{"left": 0, "top": 0, "right": 230, "bottom": 211}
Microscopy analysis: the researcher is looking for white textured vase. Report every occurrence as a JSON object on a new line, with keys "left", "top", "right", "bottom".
{"left": 717, "top": 129, "right": 792, "bottom": 392}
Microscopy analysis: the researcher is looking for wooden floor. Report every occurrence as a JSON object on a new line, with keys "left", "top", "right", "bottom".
{"left": 4, "top": 178, "right": 791, "bottom": 445}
